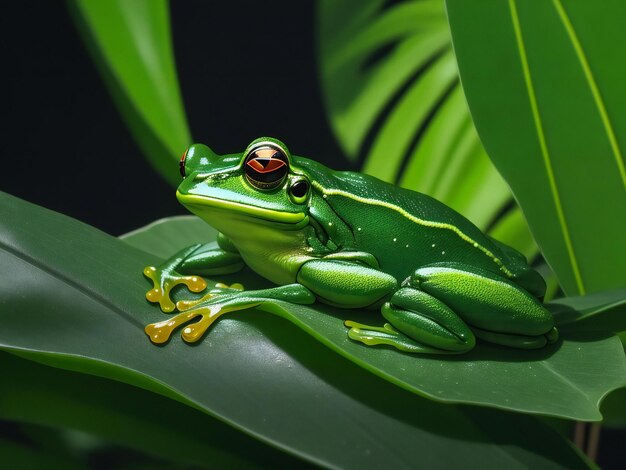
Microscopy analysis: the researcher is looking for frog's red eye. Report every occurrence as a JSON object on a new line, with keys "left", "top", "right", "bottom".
{"left": 244, "top": 144, "right": 289, "bottom": 190}
{"left": 179, "top": 148, "right": 189, "bottom": 178}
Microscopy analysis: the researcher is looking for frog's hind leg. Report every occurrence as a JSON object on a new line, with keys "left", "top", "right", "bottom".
{"left": 346, "top": 288, "right": 476, "bottom": 354}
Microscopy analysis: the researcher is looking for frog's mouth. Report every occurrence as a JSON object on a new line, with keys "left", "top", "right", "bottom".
{"left": 177, "top": 191, "right": 308, "bottom": 229}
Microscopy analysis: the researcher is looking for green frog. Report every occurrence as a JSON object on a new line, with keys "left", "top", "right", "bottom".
{"left": 143, "top": 137, "right": 557, "bottom": 354}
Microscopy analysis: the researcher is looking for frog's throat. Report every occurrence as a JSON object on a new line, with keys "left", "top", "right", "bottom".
{"left": 177, "top": 191, "right": 308, "bottom": 227}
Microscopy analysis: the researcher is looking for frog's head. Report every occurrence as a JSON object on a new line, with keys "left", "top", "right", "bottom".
{"left": 176, "top": 137, "right": 311, "bottom": 234}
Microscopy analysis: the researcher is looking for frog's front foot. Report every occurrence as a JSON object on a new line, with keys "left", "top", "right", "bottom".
{"left": 143, "top": 265, "right": 207, "bottom": 313}
{"left": 145, "top": 284, "right": 315, "bottom": 345}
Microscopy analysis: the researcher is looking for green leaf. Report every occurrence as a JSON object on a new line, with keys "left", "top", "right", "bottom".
{"left": 600, "top": 387, "right": 626, "bottom": 429}
{"left": 121, "top": 215, "right": 217, "bottom": 256}
{"left": 446, "top": 0, "right": 626, "bottom": 296}
{"left": 4, "top": 191, "right": 626, "bottom": 420}
{"left": 69, "top": 0, "right": 191, "bottom": 186}
{"left": 0, "top": 351, "right": 298, "bottom": 468}
{"left": 0, "top": 193, "right": 594, "bottom": 467}
{"left": 550, "top": 289, "right": 626, "bottom": 331}
{"left": 316, "top": 0, "right": 536, "bottom": 258}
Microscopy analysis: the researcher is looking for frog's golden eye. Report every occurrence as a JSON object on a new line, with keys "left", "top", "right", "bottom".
{"left": 244, "top": 144, "right": 289, "bottom": 190}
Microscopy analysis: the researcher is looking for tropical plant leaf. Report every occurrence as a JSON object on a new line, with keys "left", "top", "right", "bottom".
{"left": 0, "top": 193, "right": 592, "bottom": 468}
{"left": 316, "top": 0, "right": 535, "bottom": 259}
{"left": 121, "top": 215, "right": 217, "bottom": 256}
{"left": 122, "top": 216, "right": 626, "bottom": 419}
{"left": 124, "top": 215, "right": 625, "bottom": 421}
{"left": 599, "top": 387, "right": 626, "bottom": 429}
{"left": 446, "top": 0, "right": 626, "bottom": 296}
{"left": 69, "top": 0, "right": 191, "bottom": 186}
{"left": 550, "top": 289, "right": 626, "bottom": 332}
{"left": 0, "top": 352, "right": 298, "bottom": 468}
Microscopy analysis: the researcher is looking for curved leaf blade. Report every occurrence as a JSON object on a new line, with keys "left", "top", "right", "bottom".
{"left": 122, "top": 215, "right": 626, "bottom": 421}
{"left": 550, "top": 288, "right": 626, "bottom": 331}
{"left": 0, "top": 193, "right": 599, "bottom": 468}
{"left": 446, "top": 0, "right": 626, "bottom": 295}
{"left": 0, "top": 352, "right": 297, "bottom": 468}
{"left": 0, "top": 192, "right": 593, "bottom": 468}
{"left": 69, "top": 0, "right": 190, "bottom": 186}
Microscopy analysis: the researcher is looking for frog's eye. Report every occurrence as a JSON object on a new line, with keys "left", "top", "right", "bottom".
{"left": 244, "top": 144, "right": 289, "bottom": 190}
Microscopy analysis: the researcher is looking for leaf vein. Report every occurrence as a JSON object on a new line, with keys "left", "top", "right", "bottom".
{"left": 508, "top": 0, "right": 586, "bottom": 295}
{"left": 552, "top": 0, "right": 626, "bottom": 188}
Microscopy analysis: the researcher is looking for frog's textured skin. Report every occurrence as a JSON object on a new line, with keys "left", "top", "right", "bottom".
{"left": 143, "top": 137, "right": 558, "bottom": 354}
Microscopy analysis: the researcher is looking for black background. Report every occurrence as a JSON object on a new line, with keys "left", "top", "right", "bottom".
{"left": 0, "top": 1, "right": 622, "bottom": 467}
{"left": 1, "top": 1, "right": 347, "bottom": 235}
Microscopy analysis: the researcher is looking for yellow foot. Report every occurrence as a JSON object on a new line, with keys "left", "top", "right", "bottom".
{"left": 144, "top": 282, "right": 246, "bottom": 344}
{"left": 143, "top": 265, "right": 207, "bottom": 312}
{"left": 145, "top": 302, "right": 244, "bottom": 344}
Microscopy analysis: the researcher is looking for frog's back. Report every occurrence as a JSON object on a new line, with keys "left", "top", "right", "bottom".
{"left": 296, "top": 158, "right": 543, "bottom": 295}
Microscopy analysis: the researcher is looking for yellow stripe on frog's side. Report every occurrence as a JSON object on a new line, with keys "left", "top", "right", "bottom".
{"left": 312, "top": 182, "right": 514, "bottom": 278}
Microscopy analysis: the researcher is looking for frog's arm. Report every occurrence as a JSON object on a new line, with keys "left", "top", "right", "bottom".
{"left": 145, "top": 283, "right": 316, "bottom": 344}
{"left": 145, "top": 256, "right": 398, "bottom": 345}
{"left": 144, "top": 234, "right": 245, "bottom": 312}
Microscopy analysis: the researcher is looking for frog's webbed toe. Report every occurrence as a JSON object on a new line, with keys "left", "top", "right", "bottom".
{"left": 344, "top": 320, "right": 459, "bottom": 354}
{"left": 145, "top": 283, "right": 246, "bottom": 344}
{"left": 145, "top": 304, "right": 223, "bottom": 344}
{"left": 143, "top": 265, "right": 207, "bottom": 312}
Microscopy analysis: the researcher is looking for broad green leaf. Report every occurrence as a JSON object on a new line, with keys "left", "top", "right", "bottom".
{"left": 69, "top": 0, "right": 190, "bottom": 186}
{"left": 0, "top": 352, "right": 298, "bottom": 468}
{"left": 122, "top": 215, "right": 626, "bottom": 420}
{"left": 85, "top": 210, "right": 626, "bottom": 419}
{"left": 550, "top": 289, "right": 626, "bottom": 331}
{"left": 317, "top": 0, "right": 536, "bottom": 258}
{"left": 446, "top": 0, "right": 626, "bottom": 296}
{"left": 0, "top": 194, "right": 591, "bottom": 468}
{"left": 121, "top": 215, "right": 217, "bottom": 256}
{"left": 600, "top": 387, "right": 626, "bottom": 429}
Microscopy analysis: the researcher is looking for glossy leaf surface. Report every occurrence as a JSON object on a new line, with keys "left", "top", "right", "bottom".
{"left": 70, "top": 0, "right": 190, "bottom": 186}
{"left": 0, "top": 193, "right": 592, "bottom": 468}
{"left": 446, "top": 0, "right": 626, "bottom": 296}
{"left": 316, "top": 0, "right": 534, "bottom": 255}
{"left": 123, "top": 215, "right": 626, "bottom": 421}
{"left": 0, "top": 352, "right": 297, "bottom": 468}
{"left": 550, "top": 289, "right": 626, "bottom": 332}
